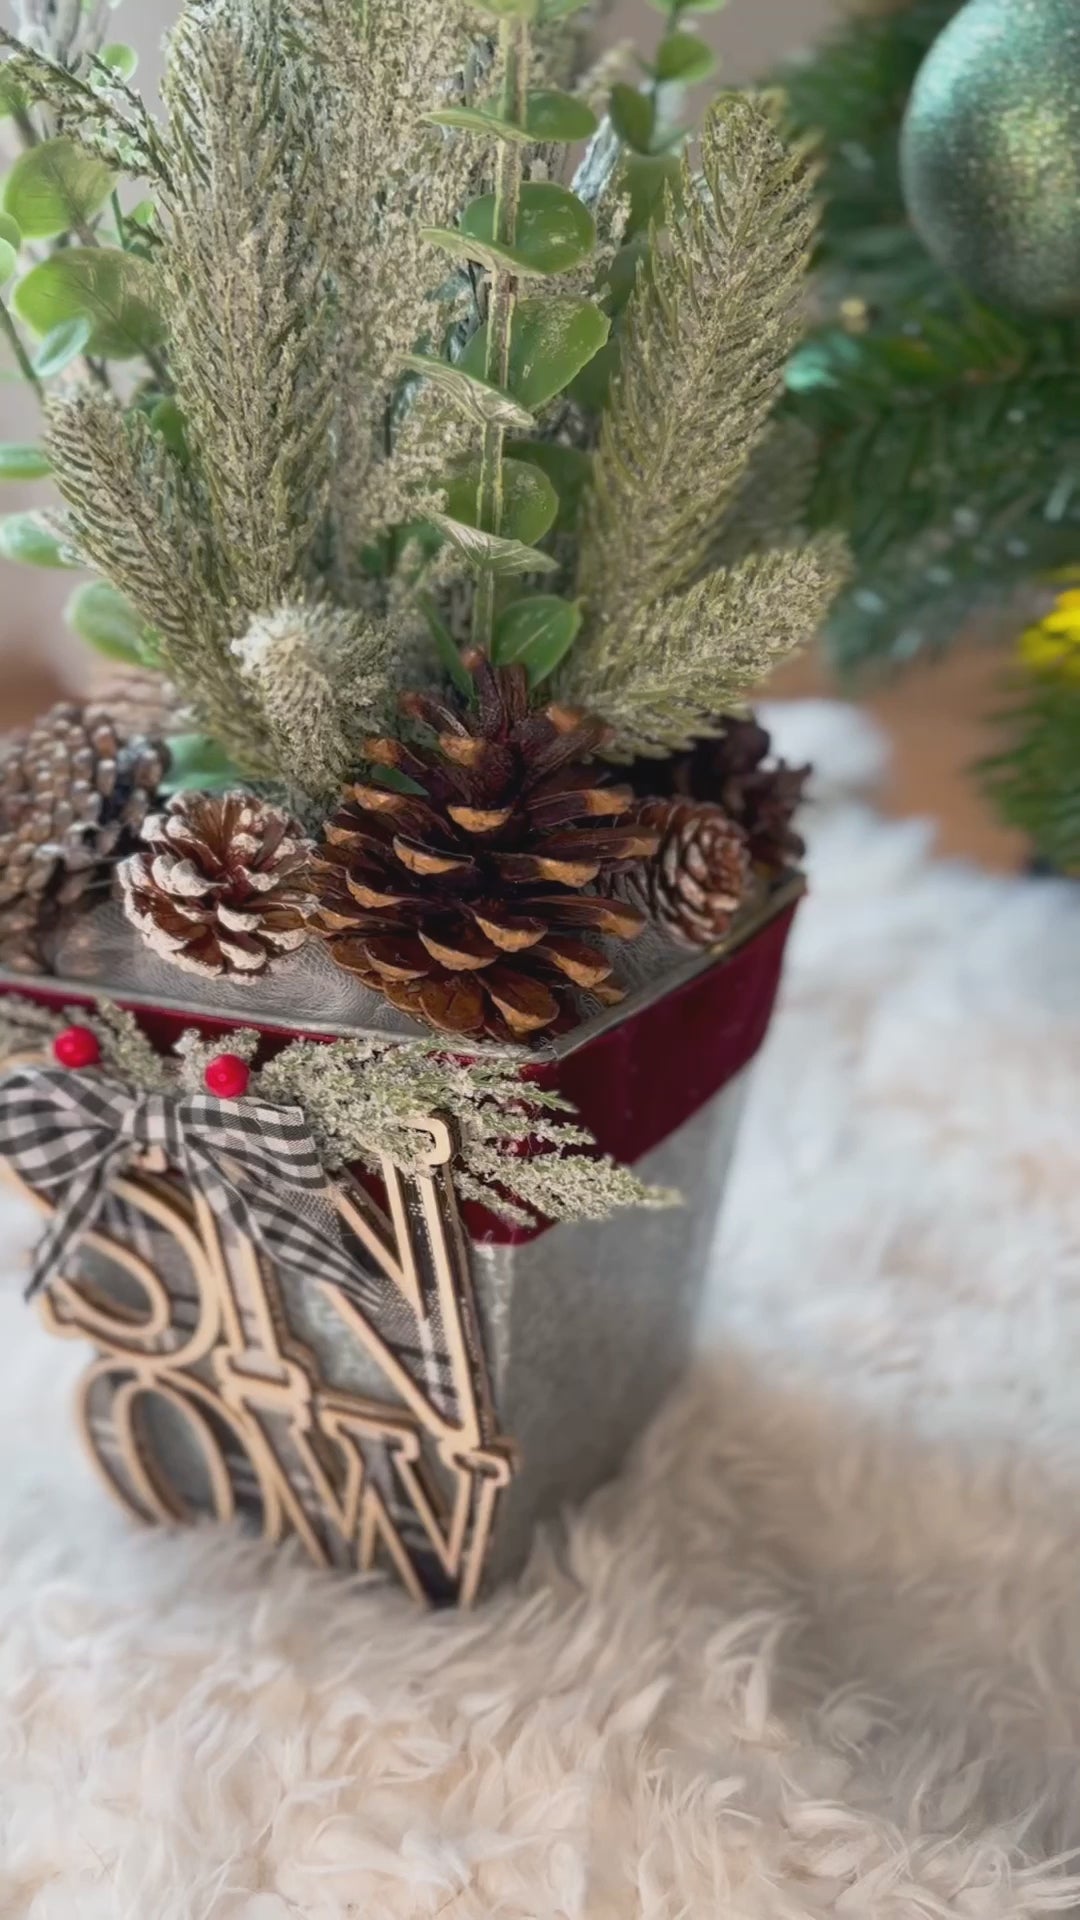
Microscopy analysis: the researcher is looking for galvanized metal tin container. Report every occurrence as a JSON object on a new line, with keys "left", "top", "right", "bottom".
{"left": 0, "top": 878, "right": 800, "bottom": 1602}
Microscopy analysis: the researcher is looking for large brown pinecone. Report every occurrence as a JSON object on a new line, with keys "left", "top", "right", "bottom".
{"left": 90, "top": 665, "right": 186, "bottom": 742}
{"left": 118, "top": 791, "right": 313, "bottom": 979}
{"left": 0, "top": 701, "right": 167, "bottom": 974}
{"left": 636, "top": 799, "right": 751, "bottom": 950}
{"left": 628, "top": 717, "right": 810, "bottom": 873}
{"left": 310, "top": 653, "right": 658, "bottom": 1042}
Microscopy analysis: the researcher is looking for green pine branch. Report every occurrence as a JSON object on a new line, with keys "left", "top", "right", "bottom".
{"left": 981, "top": 676, "right": 1080, "bottom": 873}
{"left": 790, "top": 309, "right": 1080, "bottom": 671}
{"left": 776, "top": 0, "right": 961, "bottom": 304}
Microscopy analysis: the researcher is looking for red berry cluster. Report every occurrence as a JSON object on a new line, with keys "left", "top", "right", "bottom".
{"left": 51, "top": 1024, "right": 252, "bottom": 1100}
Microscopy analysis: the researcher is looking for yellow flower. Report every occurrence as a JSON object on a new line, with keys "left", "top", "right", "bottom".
{"left": 1018, "top": 589, "right": 1080, "bottom": 681}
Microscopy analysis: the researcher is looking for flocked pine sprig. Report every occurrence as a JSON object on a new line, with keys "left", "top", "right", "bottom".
{"left": 258, "top": 1034, "right": 678, "bottom": 1228}
{"left": 573, "top": 541, "right": 844, "bottom": 761}
{"left": 291, "top": 0, "right": 493, "bottom": 579}
{"left": 43, "top": 389, "right": 273, "bottom": 772}
{"left": 562, "top": 94, "right": 844, "bottom": 756}
{"left": 0, "top": 996, "right": 171, "bottom": 1089}
{"left": 159, "top": 0, "right": 334, "bottom": 620}
{"left": 231, "top": 602, "right": 396, "bottom": 806}
{"left": 0, "top": 992, "right": 674, "bottom": 1228}
{"left": 0, "top": 26, "right": 169, "bottom": 181}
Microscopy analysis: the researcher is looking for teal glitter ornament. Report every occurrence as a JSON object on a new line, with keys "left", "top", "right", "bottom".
{"left": 900, "top": 0, "right": 1080, "bottom": 314}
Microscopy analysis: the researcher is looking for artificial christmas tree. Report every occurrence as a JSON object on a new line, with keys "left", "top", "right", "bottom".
{"left": 777, "top": 0, "right": 1080, "bottom": 871}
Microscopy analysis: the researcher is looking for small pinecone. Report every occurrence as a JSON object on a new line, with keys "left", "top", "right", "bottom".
{"left": 90, "top": 665, "right": 186, "bottom": 742}
{"left": 118, "top": 791, "right": 313, "bottom": 979}
{"left": 629, "top": 717, "right": 810, "bottom": 873}
{"left": 636, "top": 799, "right": 752, "bottom": 950}
{"left": 0, "top": 701, "right": 167, "bottom": 974}
{"left": 310, "top": 652, "right": 658, "bottom": 1043}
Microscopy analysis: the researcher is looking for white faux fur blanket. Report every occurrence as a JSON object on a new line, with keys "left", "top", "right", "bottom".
{"left": 2, "top": 703, "right": 1080, "bottom": 1920}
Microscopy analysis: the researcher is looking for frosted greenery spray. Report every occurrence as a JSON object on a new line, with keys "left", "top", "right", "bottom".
{"left": 0, "top": 0, "right": 843, "bottom": 790}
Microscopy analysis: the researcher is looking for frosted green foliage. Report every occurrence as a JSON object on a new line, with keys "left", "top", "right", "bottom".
{"left": 563, "top": 96, "right": 845, "bottom": 754}
{"left": 575, "top": 98, "right": 820, "bottom": 626}
{"left": 259, "top": 1035, "right": 679, "bottom": 1228}
{"left": 44, "top": 389, "right": 271, "bottom": 770}
{"left": 160, "top": 0, "right": 334, "bottom": 615}
{"left": 0, "top": 997, "right": 170, "bottom": 1089}
{"left": 572, "top": 537, "right": 845, "bottom": 760}
{"left": 291, "top": 0, "right": 487, "bottom": 570}
{"left": 6, "top": 2, "right": 841, "bottom": 802}
{"left": 232, "top": 603, "right": 396, "bottom": 805}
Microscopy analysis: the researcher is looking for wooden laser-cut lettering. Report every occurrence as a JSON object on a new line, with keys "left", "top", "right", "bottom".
{"left": 3, "top": 1081, "right": 514, "bottom": 1607}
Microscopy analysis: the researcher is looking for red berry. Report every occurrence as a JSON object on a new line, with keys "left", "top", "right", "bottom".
{"left": 204, "top": 1052, "right": 251, "bottom": 1099}
{"left": 52, "top": 1024, "right": 101, "bottom": 1070}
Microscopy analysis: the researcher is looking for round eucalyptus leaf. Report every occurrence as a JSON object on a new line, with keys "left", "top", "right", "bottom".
{"left": 15, "top": 249, "right": 164, "bottom": 359}
{"left": 567, "top": 336, "right": 619, "bottom": 412}
{"left": 161, "top": 733, "right": 240, "bottom": 796}
{"left": 610, "top": 83, "right": 656, "bottom": 155}
{"left": 0, "top": 442, "right": 50, "bottom": 480}
{"left": 424, "top": 510, "right": 559, "bottom": 577}
{"left": 524, "top": 90, "right": 598, "bottom": 141}
{"left": 492, "top": 595, "right": 582, "bottom": 684}
{"left": 404, "top": 353, "right": 534, "bottom": 432}
{"left": 601, "top": 236, "right": 649, "bottom": 315}
{"left": 458, "top": 295, "right": 610, "bottom": 408}
{"left": 445, "top": 457, "right": 559, "bottom": 546}
{"left": 0, "top": 237, "right": 16, "bottom": 286}
{"left": 3, "top": 138, "right": 114, "bottom": 241}
{"left": 0, "top": 213, "right": 19, "bottom": 251}
{"left": 100, "top": 43, "right": 139, "bottom": 79}
{"left": 426, "top": 93, "right": 595, "bottom": 143}
{"left": 65, "top": 579, "right": 149, "bottom": 661}
{"left": 434, "top": 182, "right": 596, "bottom": 279}
{"left": 655, "top": 30, "right": 717, "bottom": 83}
{"left": 31, "top": 313, "right": 93, "bottom": 378}
{"left": 621, "top": 149, "right": 684, "bottom": 235}
{"left": 150, "top": 397, "right": 189, "bottom": 459}
{"left": 505, "top": 440, "right": 592, "bottom": 534}
{"left": 0, "top": 511, "right": 79, "bottom": 568}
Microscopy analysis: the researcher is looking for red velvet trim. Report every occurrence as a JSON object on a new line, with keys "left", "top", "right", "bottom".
{"left": 464, "top": 899, "right": 798, "bottom": 1245}
{"left": 0, "top": 898, "right": 799, "bottom": 1248}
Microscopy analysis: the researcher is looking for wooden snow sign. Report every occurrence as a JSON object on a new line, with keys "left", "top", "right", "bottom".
{"left": 4, "top": 1074, "right": 515, "bottom": 1607}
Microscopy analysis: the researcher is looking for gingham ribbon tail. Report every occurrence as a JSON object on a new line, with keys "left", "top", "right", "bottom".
{"left": 0, "top": 1065, "right": 374, "bottom": 1305}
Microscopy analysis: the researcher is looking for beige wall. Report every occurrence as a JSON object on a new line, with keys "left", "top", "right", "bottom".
{"left": 0, "top": 0, "right": 833, "bottom": 683}
{"left": 126, "top": 0, "right": 834, "bottom": 91}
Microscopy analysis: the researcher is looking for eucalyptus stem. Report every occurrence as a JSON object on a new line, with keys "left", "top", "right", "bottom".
{"left": 474, "top": 15, "right": 529, "bottom": 655}
{"left": 0, "top": 295, "right": 41, "bottom": 398}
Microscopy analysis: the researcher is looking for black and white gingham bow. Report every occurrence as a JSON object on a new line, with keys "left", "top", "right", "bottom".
{"left": 0, "top": 1064, "right": 378, "bottom": 1306}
